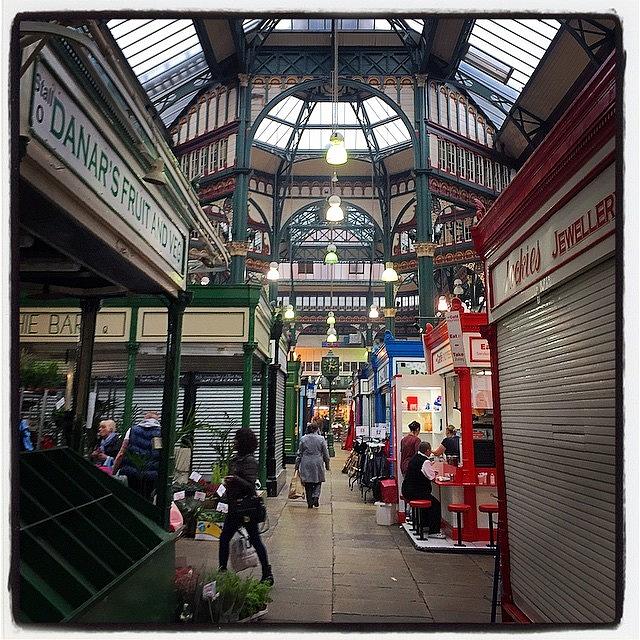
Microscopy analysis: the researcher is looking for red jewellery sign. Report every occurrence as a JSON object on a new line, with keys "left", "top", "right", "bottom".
{"left": 489, "top": 160, "right": 615, "bottom": 311}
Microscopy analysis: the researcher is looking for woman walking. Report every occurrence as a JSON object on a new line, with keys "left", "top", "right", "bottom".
{"left": 295, "top": 420, "right": 331, "bottom": 508}
{"left": 218, "top": 428, "right": 273, "bottom": 584}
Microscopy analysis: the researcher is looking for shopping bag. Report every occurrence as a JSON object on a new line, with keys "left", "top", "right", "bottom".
{"left": 288, "top": 469, "right": 305, "bottom": 500}
{"left": 229, "top": 530, "right": 259, "bottom": 572}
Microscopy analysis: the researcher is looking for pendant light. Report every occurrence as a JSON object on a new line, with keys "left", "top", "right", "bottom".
{"left": 326, "top": 195, "right": 345, "bottom": 222}
{"left": 284, "top": 304, "right": 295, "bottom": 320}
{"left": 326, "top": 20, "right": 347, "bottom": 166}
{"left": 327, "top": 331, "right": 338, "bottom": 343}
{"left": 266, "top": 261, "right": 280, "bottom": 281}
{"left": 326, "top": 311, "right": 336, "bottom": 326}
{"left": 381, "top": 261, "right": 398, "bottom": 282}
{"left": 368, "top": 304, "right": 379, "bottom": 319}
{"left": 324, "top": 243, "right": 339, "bottom": 265}
{"left": 200, "top": 276, "right": 210, "bottom": 286}
{"left": 327, "top": 327, "right": 337, "bottom": 337}
{"left": 453, "top": 278, "right": 464, "bottom": 296}
{"left": 437, "top": 295, "right": 449, "bottom": 312}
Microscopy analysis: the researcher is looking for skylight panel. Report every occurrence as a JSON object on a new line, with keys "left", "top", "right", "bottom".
{"left": 363, "top": 96, "right": 397, "bottom": 123}
{"left": 269, "top": 95, "right": 305, "bottom": 123}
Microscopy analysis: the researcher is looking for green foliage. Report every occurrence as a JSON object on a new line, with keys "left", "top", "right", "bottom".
{"left": 203, "top": 570, "right": 272, "bottom": 623}
{"left": 19, "top": 352, "right": 63, "bottom": 389}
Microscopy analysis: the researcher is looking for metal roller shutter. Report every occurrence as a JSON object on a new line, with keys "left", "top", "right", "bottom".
{"left": 191, "top": 386, "right": 262, "bottom": 477}
{"left": 274, "top": 369, "right": 286, "bottom": 475}
{"left": 497, "top": 257, "right": 616, "bottom": 623}
{"left": 96, "top": 384, "right": 184, "bottom": 432}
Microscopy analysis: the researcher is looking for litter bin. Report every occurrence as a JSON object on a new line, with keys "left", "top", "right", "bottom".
{"left": 375, "top": 502, "right": 396, "bottom": 526}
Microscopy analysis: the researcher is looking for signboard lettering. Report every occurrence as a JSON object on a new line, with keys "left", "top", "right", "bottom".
{"left": 19, "top": 308, "right": 127, "bottom": 342}
{"left": 469, "top": 337, "right": 491, "bottom": 363}
{"left": 490, "top": 164, "right": 615, "bottom": 310}
{"left": 30, "top": 62, "right": 187, "bottom": 276}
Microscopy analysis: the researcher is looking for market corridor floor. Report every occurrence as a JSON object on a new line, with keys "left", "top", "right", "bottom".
{"left": 177, "top": 448, "right": 497, "bottom": 624}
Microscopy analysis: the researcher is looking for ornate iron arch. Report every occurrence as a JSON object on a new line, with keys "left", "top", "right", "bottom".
{"left": 279, "top": 199, "right": 384, "bottom": 262}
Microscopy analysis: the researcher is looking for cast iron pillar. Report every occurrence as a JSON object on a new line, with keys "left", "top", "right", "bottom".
{"left": 230, "top": 73, "right": 253, "bottom": 284}
{"left": 266, "top": 363, "right": 279, "bottom": 496}
{"left": 71, "top": 297, "right": 100, "bottom": 453}
{"left": 157, "top": 291, "right": 190, "bottom": 529}
{"left": 122, "top": 301, "right": 140, "bottom": 431}
{"left": 414, "top": 75, "right": 435, "bottom": 320}
{"left": 384, "top": 282, "right": 396, "bottom": 333}
{"left": 242, "top": 341, "right": 257, "bottom": 427}
{"left": 258, "top": 358, "right": 269, "bottom": 488}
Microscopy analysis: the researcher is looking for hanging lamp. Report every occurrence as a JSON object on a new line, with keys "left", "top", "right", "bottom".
{"left": 326, "top": 20, "right": 347, "bottom": 166}
{"left": 437, "top": 295, "right": 449, "bottom": 312}
{"left": 381, "top": 261, "right": 398, "bottom": 282}
{"left": 327, "top": 327, "right": 337, "bottom": 337}
{"left": 324, "top": 243, "right": 339, "bottom": 265}
{"left": 453, "top": 278, "right": 464, "bottom": 295}
{"left": 326, "top": 195, "right": 345, "bottom": 222}
{"left": 284, "top": 304, "right": 295, "bottom": 320}
{"left": 368, "top": 304, "right": 379, "bottom": 319}
{"left": 266, "top": 261, "right": 280, "bottom": 281}
{"left": 327, "top": 331, "right": 338, "bottom": 343}
{"left": 326, "top": 311, "right": 336, "bottom": 325}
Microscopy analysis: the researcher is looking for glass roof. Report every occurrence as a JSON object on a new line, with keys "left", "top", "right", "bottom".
{"left": 107, "top": 18, "right": 210, "bottom": 125}
{"left": 244, "top": 19, "right": 398, "bottom": 33}
{"left": 254, "top": 96, "right": 411, "bottom": 154}
{"left": 455, "top": 18, "right": 562, "bottom": 129}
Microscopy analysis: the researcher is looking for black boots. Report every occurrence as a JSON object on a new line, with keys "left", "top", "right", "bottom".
{"left": 261, "top": 565, "right": 274, "bottom": 585}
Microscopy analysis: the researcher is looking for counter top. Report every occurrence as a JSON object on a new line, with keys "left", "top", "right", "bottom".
{"left": 431, "top": 461, "right": 497, "bottom": 488}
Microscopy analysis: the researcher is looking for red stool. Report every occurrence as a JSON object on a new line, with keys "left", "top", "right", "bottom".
{"left": 479, "top": 503, "right": 499, "bottom": 548}
{"left": 408, "top": 500, "right": 432, "bottom": 540}
{"left": 448, "top": 503, "right": 472, "bottom": 547}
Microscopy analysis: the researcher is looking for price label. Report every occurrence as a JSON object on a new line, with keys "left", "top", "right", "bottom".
{"left": 189, "top": 471, "right": 202, "bottom": 482}
{"left": 194, "top": 491, "right": 206, "bottom": 502}
{"left": 173, "top": 491, "right": 186, "bottom": 501}
{"left": 216, "top": 502, "right": 228, "bottom": 513}
{"left": 216, "top": 484, "right": 226, "bottom": 497}
{"left": 355, "top": 426, "right": 367, "bottom": 436}
{"left": 202, "top": 581, "right": 217, "bottom": 601}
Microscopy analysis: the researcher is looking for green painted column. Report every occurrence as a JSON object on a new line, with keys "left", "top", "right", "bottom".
{"left": 384, "top": 281, "right": 396, "bottom": 333}
{"left": 258, "top": 359, "right": 269, "bottom": 487}
{"left": 122, "top": 301, "right": 139, "bottom": 431}
{"left": 231, "top": 74, "right": 253, "bottom": 284}
{"left": 415, "top": 74, "right": 436, "bottom": 320}
{"left": 72, "top": 297, "right": 100, "bottom": 453}
{"left": 284, "top": 358, "right": 301, "bottom": 460}
{"left": 157, "top": 291, "right": 190, "bottom": 529}
{"left": 242, "top": 341, "right": 257, "bottom": 428}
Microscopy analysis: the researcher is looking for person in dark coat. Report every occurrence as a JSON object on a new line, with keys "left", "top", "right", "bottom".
{"left": 218, "top": 428, "right": 273, "bottom": 584}
{"left": 295, "top": 421, "right": 330, "bottom": 508}
{"left": 112, "top": 411, "right": 161, "bottom": 500}
{"left": 401, "top": 441, "right": 445, "bottom": 538}
{"left": 90, "top": 420, "right": 121, "bottom": 467}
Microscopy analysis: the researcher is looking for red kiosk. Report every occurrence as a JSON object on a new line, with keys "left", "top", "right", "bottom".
{"left": 422, "top": 298, "right": 497, "bottom": 542}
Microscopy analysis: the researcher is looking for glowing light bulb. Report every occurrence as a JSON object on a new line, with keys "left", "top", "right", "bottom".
{"left": 381, "top": 262, "right": 398, "bottom": 282}
{"left": 284, "top": 304, "right": 295, "bottom": 320}
{"left": 368, "top": 304, "right": 379, "bottom": 319}
{"left": 266, "top": 261, "right": 280, "bottom": 281}
{"left": 325, "top": 132, "right": 348, "bottom": 165}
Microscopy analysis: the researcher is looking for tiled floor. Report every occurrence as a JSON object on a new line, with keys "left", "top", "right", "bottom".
{"left": 176, "top": 447, "right": 501, "bottom": 625}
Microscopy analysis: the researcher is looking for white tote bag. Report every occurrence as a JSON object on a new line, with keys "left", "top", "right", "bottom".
{"left": 229, "top": 530, "right": 259, "bottom": 572}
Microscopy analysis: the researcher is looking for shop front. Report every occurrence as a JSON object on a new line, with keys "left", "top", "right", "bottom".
{"left": 420, "top": 300, "right": 497, "bottom": 541}
{"left": 473, "top": 53, "right": 619, "bottom": 623}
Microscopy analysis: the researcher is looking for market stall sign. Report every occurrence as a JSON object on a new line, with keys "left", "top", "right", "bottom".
{"left": 429, "top": 343, "right": 453, "bottom": 374}
{"left": 444, "top": 311, "right": 466, "bottom": 367}
{"left": 30, "top": 61, "right": 187, "bottom": 277}
{"left": 489, "top": 162, "right": 615, "bottom": 313}
{"left": 19, "top": 308, "right": 129, "bottom": 342}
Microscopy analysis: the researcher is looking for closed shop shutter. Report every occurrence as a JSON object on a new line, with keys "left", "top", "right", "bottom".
{"left": 191, "top": 386, "right": 262, "bottom": 476}
{"left": 496, "top": 257, "right": 616, "bottom": 623}
{"left": 96, "top": 384, "right": 184, "bottom": 432}
{"left": 274, "top": 368, "right": 286, "bottom": 475}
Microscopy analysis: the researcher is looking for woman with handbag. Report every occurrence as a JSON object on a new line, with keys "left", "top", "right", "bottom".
{"left": 218, "top": 428, "right": 273, "bottom": 585}
{"left": 295, "top": 420, "right": 331, "bottom": 509}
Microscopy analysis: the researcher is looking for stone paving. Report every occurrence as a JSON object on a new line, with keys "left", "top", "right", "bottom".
{"left": 176, "top": 447, "right": 499, "bottom": 625}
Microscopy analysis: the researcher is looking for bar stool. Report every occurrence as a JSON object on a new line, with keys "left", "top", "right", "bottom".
{"left": 479, "top": 503, "right": 499, "bottom": 548}
{"left": 401, "top": 494, "right": 410, "bottom": 522}
{"left": 408, "top": 500, "right": 432, "bottom": 540}
{"left": 448, "top": 503, "right": 472, "bottom": 547}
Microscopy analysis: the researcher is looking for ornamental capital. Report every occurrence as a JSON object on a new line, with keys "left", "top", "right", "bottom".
{"left": 415, "top": 241, "right": 438, "bottom": 258}
{"left": 416, "top": 74, "right": 427, "bottom": 87}
{"left": 238, "top": 73, "right": 250, "bottom": 87}
{"left": 227, "top": 241, "right": 250, "bottom": 257}
{"left": 383, "top": 307, "right": 397, "bottom": 318}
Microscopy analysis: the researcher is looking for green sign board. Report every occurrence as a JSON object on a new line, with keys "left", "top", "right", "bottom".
{"left": 30, "top": 60, "right": 187, "bottom": 278}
